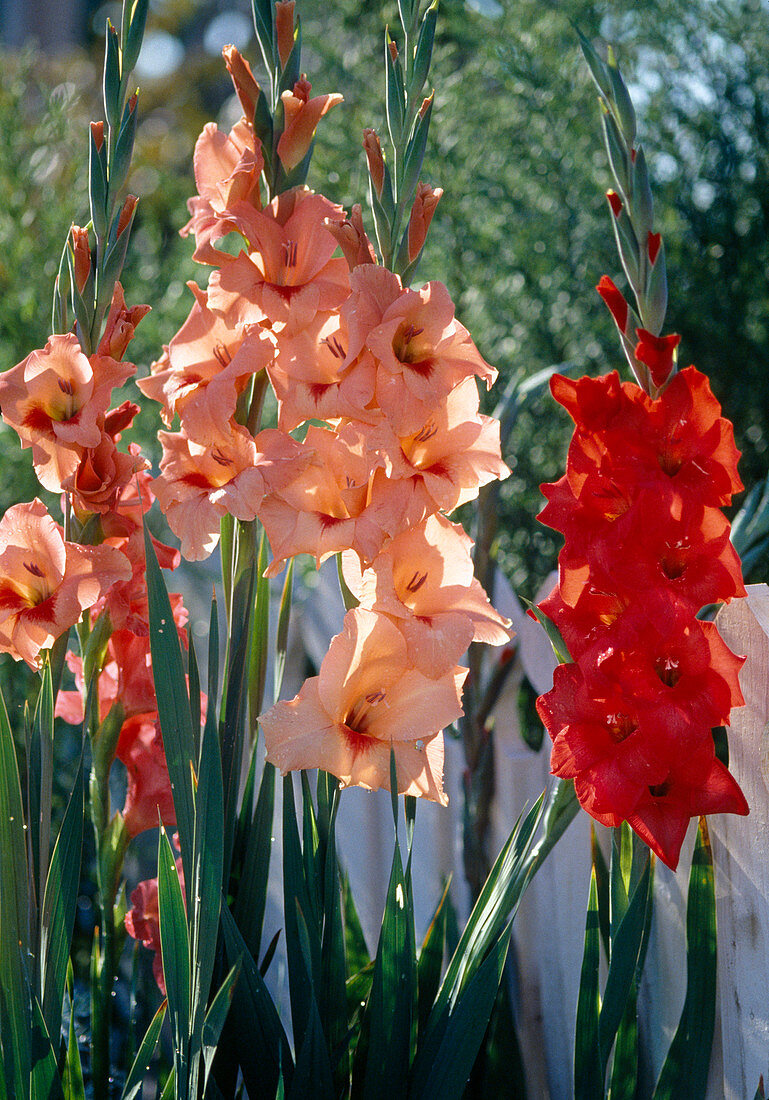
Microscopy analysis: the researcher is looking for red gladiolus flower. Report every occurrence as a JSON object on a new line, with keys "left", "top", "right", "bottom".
{"left": 537, "top": 366, "right": 748, "bottom": 869}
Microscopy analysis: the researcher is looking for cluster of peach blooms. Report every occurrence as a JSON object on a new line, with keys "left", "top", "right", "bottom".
{"left": 0, "top": 269, "right": 185, "bottom": 841}
{"left": 138, "top": 45, "right": 513, "bottom": 803}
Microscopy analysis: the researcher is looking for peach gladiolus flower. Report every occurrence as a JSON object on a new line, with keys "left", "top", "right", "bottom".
{"left": 0, "top": 334, "right": 135, "bottom": 491}
{"left": 343, "top": 513, "right": 512, "bottom": 676}
{"left": 182, "top": 120, "right": 264, "bottom": 264}
{"left": 375, "top": 377, "right": 510, "bottom": 515}
{"left": 276, "top": 77, "right": 343, "bottom": 172}
{"left": 258, "top": 422, "right": 418, "bottom": 575}
{"left": 260, "top": 608, "right": 466, "bottom": 803}
{"left": 138, "top": 284, "right": 275, "bottom": 442}
{"left": 207, "top": 188, "right": 349, "bottom": 334}
{"left": 64, "top": 402, "right": 147, "bottom": 520}
{"left": 117, "top": 713, "right": 176, "bottom": 837}
{"left": 98, "top": 282, "right": 150, "bottom": 360}
{"left": 352, "top": 274, "right": 498, "bottom": 434}
{"left": 153, "top": 425, "right": 308, "bottom": 561}
{"left": 0, "top": 499, "right": 130, "bottom": 668}
{"left": 269, "top": 310, "right": 378, "bottom": 430}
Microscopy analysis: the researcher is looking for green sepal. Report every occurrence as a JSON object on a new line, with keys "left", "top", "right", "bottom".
{"left": 252, "top": 0, "right": 277, "bottom": 75}
{"left": 110, "top": 94, "right": 139, "bottom": 196}
{"left": 411, "top": 1, "right": 438, "bottom": 97}
{"left": 122, "top": 0, "right": 149, "bottom": 75}
{"left": 385, "top": 31, "right": 406, "bottom": 146}
{"left": 278, "top": 16, "right": 302, "bottom": 93}
{"left": 601, "top": 109, "right": 631, "bottom": 205}
{"left": 254, "top": 87, "right": 274, "bottom": 167}
{"left": 401, "top": 94, "right": 433, "bottom": 200}
{"left": 644, "top": 237, "right": 668, "bottom": 335}
{"left": 88, "top": 125, "right": 109, "bottom": 239}
{"left": 103, "top": 20, "right": 122, "bottom": 131}
{"left": 606, "top": 46, "right": 637, "bottom": 146}
{"left": 575, "top": 27, "right": 612, "bottom": 101}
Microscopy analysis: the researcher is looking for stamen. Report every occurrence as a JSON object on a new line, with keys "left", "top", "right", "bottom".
{"left": 283, "top": 239, "right": 298, "bottom": 268}
{"left": 23, "top": 561, "right": 44, "bottom": 577}
{"left": 322, "top": 335, "right": 347, "bottom": 359}
{"left": 57, "top": 378, "right": 75, "bottom": 396}
{"left": 405, "top": 570, "right": 428, "bottom": 593}
{"left": 211, "top": 447, "right": 233, "bottom": 467}
{"left": 413, "top": 421, "right": 438, "bottom": 443}
{"left": 212, "top": 344, "right": 232, "bottom": 368}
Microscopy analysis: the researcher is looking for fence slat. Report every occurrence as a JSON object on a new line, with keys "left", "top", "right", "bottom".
{"left": 710, "top": 585, "right": 769, "bottom": 1100}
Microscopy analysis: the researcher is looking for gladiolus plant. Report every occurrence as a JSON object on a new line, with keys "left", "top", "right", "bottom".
{"left": 0, "top": 4, "right": 761, "bottom": 1100}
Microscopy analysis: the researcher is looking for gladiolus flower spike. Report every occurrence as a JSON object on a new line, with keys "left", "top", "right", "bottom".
{"left": 536, "top": 366, "right": 748, "bottom": 869}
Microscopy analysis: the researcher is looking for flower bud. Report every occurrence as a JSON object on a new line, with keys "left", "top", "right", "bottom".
{"left": 275, "top": 1, "right": 296, "bottom": 70}
{"left": 70, "top": 225, "right": 91, "bottom": 294}
{"left": 90, "top": 120, "right": 104, "bottom": 152}
{"left": 408, "top": 182, "right": 443, "bottom": 262}
{"left": 117, "top": 195, "right": 138, "bottom": 239}
{"left": 223, "top": 44, "right": 261, "bottom": 121}
{"left": 324, "top": 205, "right": 377, "bottom": 269}
{"left": 363, "top": 129, "right": 385, "bottom": 198}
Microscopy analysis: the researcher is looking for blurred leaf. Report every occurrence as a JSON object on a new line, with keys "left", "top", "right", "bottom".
{"left": 274, "top": 557, "right": 294, "bottom": 700}
{"left": 653, "top": 819, "right": 717, "bottom": 1099}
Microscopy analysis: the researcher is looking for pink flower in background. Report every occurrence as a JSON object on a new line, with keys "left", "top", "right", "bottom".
{"left": 117, "top": 713, "right": 177, "bottom": 838}
{"left": 125, "top": 854, "right": 185, "bottom": 994}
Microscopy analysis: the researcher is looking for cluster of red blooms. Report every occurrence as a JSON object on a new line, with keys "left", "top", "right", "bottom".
{"left": 536, "top": 361, "right": 749, "bottom": 868}
{"left": 138, "top": 35, "right": 512, "bottom": 807}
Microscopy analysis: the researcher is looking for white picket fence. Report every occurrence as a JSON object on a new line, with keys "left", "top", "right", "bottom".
{"left": 238, "top": 564, "right": 769, "bottom": 1096}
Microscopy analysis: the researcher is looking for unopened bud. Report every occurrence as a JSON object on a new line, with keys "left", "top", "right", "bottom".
{"left": 363, "top": 129, "right": 385, "bottom": 198}
{"left": 104, "top": 400, "right": 140, "bottom": 438}
{"left": 324, "top": 205, "right": 377, "bottom": 270}
{"left": 606, "top": 190, "right": 623, "bottom": 217}
{"left": 388, "top": 38, "right": 398, "bottom": 63}
{"left": 408, "top": 182, "right": 443, "bottom": 262}
{"left": 117, "top": 195, "right": 138, "bottom": 238}
{"left": 223, "top": 45, "right": 261, "bottom": 121}
{"left": 596, "top": 274, "right": 629, "bottom": 334}
{"left": 90, "top": 120, "right": 104, "bottom": 152}
{"left": 418, "top": 92, "right": 434, "bottom": 120}
{"left": 70, "top": 225, "right": 91, "bottom": 294}
{"left": 647, "top": 230, "right": 661, "bottom": 265}
{"left": 275, "top": 1, "right": 296, "bottom": 70}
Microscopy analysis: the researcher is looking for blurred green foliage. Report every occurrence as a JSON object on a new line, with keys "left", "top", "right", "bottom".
{"left": 0, "top": 0, "right": 767, "bottom": 607}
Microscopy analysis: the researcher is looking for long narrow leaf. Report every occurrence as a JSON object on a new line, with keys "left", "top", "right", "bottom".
{"left": 63, "top": 964, "right": 85, "bottom": 1100}
{"left": 144, "top": 526, "right": 196, "bottom": 890}
{"left": 362, "top": 839, "right": 416, "bottom": 1100}
{"left": 121, "top": 1000, "right": 167, "bottom": 1100}
{"left": 202, "top": 963, "right": 240, "bottom": 1094}
{"left": 653, "top": 819, "right": 717, "bottom": 1099}
{"left": 411, "top": 929, "right": 510, "bottom": 1100}
{"left": 233, "top": 759, "right": 276, "bottom": 962}
{"left": 220, "top": 904, "right": 294, "bottom": 1096}
{"left": 598, "top": 855, "right": 651, "bottom": 1075}
{"left": 158, "top": 827, "right": 191, "bottom": 1099}
{"left": 39, "top": 752, "right": 84, "bottom": 1049}
{"left": 283, "top": 775, "right": 321, "bottom": 1045}
{"left": 574, "top": 868, "right": 603, "bottom": 1100}
{"left": 0, "top": 683, "right": 31, "bottom": 1097}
